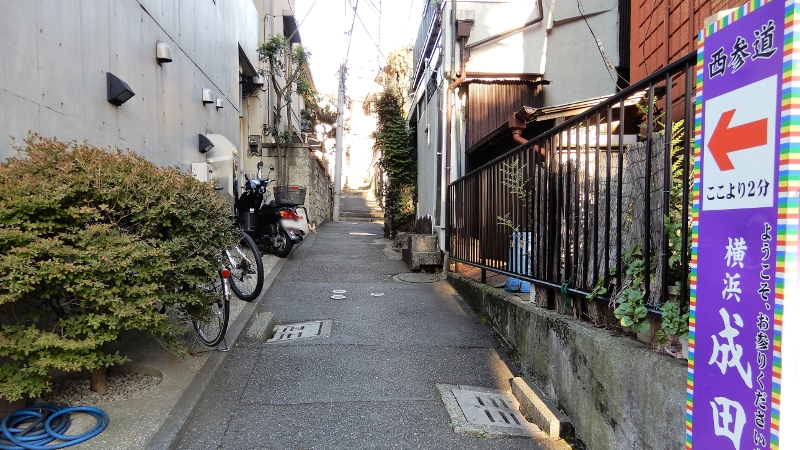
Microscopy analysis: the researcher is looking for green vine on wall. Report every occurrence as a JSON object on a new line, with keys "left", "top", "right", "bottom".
{"left": 373, "top": 88, "right": 417, "bottom": 236}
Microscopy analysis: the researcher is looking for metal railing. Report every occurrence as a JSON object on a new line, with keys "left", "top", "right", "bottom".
{"left": 412, "top": 0, "right": 441, "bottom": 90}
{"left": 446, "top": 52, "right": 697, "bottom": 315}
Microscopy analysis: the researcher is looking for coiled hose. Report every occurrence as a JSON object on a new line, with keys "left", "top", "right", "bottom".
{"left": 0, "top": 404, "right": 108, "bottom": 450}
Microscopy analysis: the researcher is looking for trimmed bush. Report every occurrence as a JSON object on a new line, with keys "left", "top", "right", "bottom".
{"left": 0, "top": 135, "right": 238, "bottom": 400}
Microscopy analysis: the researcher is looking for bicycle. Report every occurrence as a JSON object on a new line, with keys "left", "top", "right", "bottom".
{"left": 223, "top": 230, "right": 264, "bottom": 302}
{"left": 191, "top": 267, "right": 231, "bottom": 348}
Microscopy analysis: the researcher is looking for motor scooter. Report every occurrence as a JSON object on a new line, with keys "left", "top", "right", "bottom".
{"left": 236, "top": 162, "right": 305, "bottom": 257}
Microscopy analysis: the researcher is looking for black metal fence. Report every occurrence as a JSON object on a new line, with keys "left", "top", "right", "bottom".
{"left": 446, "top": 52, "right": 697, "bottom": 320}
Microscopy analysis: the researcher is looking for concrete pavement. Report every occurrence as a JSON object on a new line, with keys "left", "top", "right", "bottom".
{"left": 161, "top": 221, "right": 570, "bottom": 449}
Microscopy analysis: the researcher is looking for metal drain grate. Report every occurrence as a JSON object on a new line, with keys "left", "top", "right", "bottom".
{"left": 269, "top": 321, "right": 322, "bottom": 341}
{"left": 452, "top": 389, "right": 526, "bottom": 428}
{"left": 266, "top": 320, "right": 332, "bottom": 343}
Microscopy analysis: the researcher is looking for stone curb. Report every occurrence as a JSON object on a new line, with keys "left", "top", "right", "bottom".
{"left": 144, "top": 232, "right": 316, "bottom": 450}
{"left": 511, "top": 377, "right": 574, "bottom": 439}
{"left": 245, "top": 312, "right": 276, "bottom": 341}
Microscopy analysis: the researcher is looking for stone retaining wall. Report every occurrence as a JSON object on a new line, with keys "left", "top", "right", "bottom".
{"left": 447, "top": 272, "right": 688, "bottom": 450}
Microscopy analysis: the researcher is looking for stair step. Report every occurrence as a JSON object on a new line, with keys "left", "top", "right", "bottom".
{"left": 340, "top": 210, "right": 384, "bottom": 219}
{"left": 338, "top": 216, "right": 384, "bottom": 223}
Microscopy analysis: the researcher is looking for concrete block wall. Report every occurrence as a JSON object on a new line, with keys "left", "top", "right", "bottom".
{"left": 247, "top": 143, "right": 331, "bottom": 226}
{"left": 447, "top": 272, "right": 688, "bottom": 450}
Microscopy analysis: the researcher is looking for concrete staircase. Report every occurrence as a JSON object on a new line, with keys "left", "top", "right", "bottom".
{"left": 340, "top": 188, "right": 384, "bottom": 223}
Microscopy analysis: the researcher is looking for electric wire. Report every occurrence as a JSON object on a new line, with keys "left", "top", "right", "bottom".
{"left": 575, "top": 0, "right": 630, "bottom": 89}
{"left": 355, "top": 8, "right": 387, "bottom": 63}
{"left": 286, "top": 0, "right": 319, "bottom": 44}
{"left": 343, "top": 0, "right": 360, "bottom": 66}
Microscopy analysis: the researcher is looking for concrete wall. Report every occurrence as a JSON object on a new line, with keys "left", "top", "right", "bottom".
{"left": 0, "top": 0, "right": 259, "bottom": 171}
{"left": 447, "top": 272, "right": 687, "bottom": 450}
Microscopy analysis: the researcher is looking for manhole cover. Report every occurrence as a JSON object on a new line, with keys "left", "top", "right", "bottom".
{"left": 393, "top": 273, "right": 440, "bottom": 283}
{"left": 452, "top": 389, "right": 526, "bottom": 428}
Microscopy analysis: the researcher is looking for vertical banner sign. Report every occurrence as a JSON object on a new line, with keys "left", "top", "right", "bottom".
{"left": 689, "top": 0, "right": 796, "bottom": 449}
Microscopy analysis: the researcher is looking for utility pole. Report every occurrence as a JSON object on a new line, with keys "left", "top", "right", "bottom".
{"left": 333, "top": 64, "right": 346, "bottom": 221}
{"left": 333, "top": 0, "right": 356, "bottom": 222}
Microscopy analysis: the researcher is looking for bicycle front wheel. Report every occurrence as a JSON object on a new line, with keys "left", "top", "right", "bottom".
{"left": 227, "top": 232, "right": 264, "bottom": 301}
{"left": 192, "top": 281, "right": 230, "bottom": 347}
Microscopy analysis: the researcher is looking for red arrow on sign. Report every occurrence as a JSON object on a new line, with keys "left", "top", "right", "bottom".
{"left": 708, "top": 109, "right": 768, "bottom": 171}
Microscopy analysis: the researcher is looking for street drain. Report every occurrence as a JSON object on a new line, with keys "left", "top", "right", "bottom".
{"left": 436, "top": 384, "right": 545, "bottom": 439}
{"left": 452, "top": 389, "right": 524, "bottom": 428}
{"left": 266, "top": 320, "right": 332, "bottom": 343}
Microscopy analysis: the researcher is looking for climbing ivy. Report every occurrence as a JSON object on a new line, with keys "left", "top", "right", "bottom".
{"left": 373, "top": 88, "right": 416, "bottom": 236}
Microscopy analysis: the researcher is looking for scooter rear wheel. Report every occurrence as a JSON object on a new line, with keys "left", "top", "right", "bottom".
{"left": 273, "top": 229, "right": 293, "bottom": 258}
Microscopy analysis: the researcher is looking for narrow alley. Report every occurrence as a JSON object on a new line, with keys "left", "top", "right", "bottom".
{"left": 172, "top": 216, "right": 570, "bottom": 449}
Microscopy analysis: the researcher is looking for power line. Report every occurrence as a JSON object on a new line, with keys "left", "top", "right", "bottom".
{"left": 363, "top": 0, "right": 381, "bottom": 15}
{"left": 575, "top": 0, "right": 629, "bottom": 89}
{"left": 344, "top": 0, "right": 360, "bottom": 66}
{"left": 355, "top": 8, "right": 387, "bottom": 63}
{"left": 286, "top": 0, "right": 319, "bottom": 43}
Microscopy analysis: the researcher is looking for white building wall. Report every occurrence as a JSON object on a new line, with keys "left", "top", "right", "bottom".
{"left": 0, "top": 0, "right": 259, "bottom": 171}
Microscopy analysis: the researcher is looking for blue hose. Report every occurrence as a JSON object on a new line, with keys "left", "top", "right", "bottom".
{"left": 0, "top": 404, "right": 108, "bottom": 450}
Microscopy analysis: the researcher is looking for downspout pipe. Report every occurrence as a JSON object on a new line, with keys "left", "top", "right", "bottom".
{"left": 509, "top": 106, "right": 538, "bottom": 145}
{"left": 446, "top": 39, "right": 468, "bottom": 190}
{"left": 465, "top": 0, "right": 544, "bottom": 51}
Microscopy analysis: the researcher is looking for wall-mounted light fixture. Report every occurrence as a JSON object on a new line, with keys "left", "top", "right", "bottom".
{"left": 202, "top": 88, "right": 214, "bottom": 104}
{"left": 107, "top": 72, "right": 135, "bottom": 106}
{"left": 156, "top": 41, "right": 172, "bottom": 64}
{"left": 215, "top": 98, "right": 223, "bottom": 109}
{"left": 199, "top": 134, "right": 214, "bottom": 153}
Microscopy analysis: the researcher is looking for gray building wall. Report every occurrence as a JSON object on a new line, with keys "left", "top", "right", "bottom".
{"left": 544, "top": 0, "right": 619, "bottom": 106}
{"left": 415, "top": 77, "right": 443, "bottom": 229}
{"left": 0, "top": 0, "right": 259, "bottom": 171}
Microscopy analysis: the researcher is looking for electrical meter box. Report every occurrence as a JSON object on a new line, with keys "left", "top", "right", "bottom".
{"left": 191, "top": 163, "right": 213, "bottom": 182}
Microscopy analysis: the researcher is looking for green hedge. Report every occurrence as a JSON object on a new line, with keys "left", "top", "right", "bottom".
{"left": 0, "top": 135, "right": 238, "bottom": 400}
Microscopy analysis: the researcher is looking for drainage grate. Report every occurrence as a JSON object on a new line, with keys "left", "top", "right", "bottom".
{"left": 269, "top": 321, "right": 322, "bottom": 341}
{"left": 437, "top": 384, "right": 544, "bottom": 438}
{"left": 452, "top": 389, "right": 527, "bottom": 429}
{"left": 266, "top": 320, "right": 332, "bottom": 343}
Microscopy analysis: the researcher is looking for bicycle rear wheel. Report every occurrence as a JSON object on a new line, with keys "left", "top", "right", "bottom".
{"left": 227, "top": 232, "right": 264, "bottom": 301}
{"left": 192, "top": 279, "right": 230, "bottom": 347}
